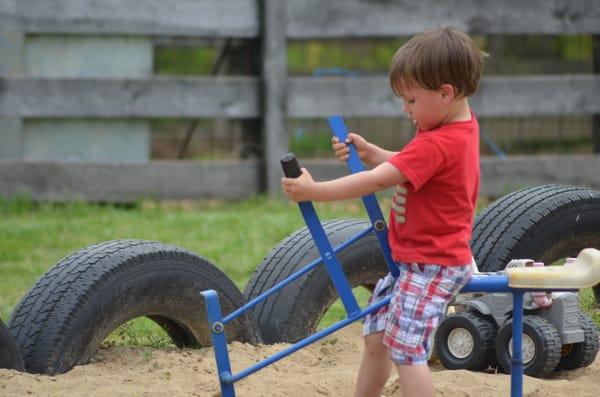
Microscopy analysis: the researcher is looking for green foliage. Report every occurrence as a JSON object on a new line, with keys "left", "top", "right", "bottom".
{"left": 154, "top": 46, "right": 216, "bottom": 75}
{"left": 289, "top": 126, "right": 334, "bottom": 157}
{"left": 579, "top": 288, "right": 600, "bottom": 324}
{"left": 287, "top": 39, "right": 406, "bottom": 75}
{"left": 102, "top": 318, "right": 173, "bottom": 348}
{"left": 555, "top": 35, "right": 592, "bottom": 62}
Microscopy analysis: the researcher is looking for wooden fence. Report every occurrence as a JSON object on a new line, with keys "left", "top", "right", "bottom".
{"left": 0, "top": 0, "right": 599, "bottom": 200}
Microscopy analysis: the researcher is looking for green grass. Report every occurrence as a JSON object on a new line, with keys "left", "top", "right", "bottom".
{"left": 0, "top": 197, "right": 371, "bottom": 346}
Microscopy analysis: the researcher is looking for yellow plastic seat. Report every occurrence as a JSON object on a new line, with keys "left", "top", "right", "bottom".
{"left": 507, "top": 248, "right": 600, "bottom": 289}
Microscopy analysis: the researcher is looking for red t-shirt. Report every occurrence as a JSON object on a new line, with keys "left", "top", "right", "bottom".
{"left": 387, "top": 112, "right": 480, "bottom": 266}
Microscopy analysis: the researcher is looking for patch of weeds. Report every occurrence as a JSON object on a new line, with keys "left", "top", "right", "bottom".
{"left": 139, "top": 350, "right": 153, "bottom": 363}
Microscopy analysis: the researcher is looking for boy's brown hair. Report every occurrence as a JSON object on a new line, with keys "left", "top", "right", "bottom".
{"left": 389, "top": 26, "right": 485, "bottom": 98}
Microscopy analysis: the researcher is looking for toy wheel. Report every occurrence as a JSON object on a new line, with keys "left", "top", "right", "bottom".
{"left": 556, "top": 312, "right": 600, "bottom": 370}
{"left": 472, "top": 185, "right": 600, "bottom": 302}
{"left": 435, "top": 311, "right": 496, "bottom": 371}
{"left": 495, "top": 315, "right": 561, "bottom": 378}
{"left": 244, "top": 219, "right": 387, "bottom": 343}
{"left": 8, "top": 240, "right": 262, "bottom": 374}
{"left": 0, "top": 318, "right": 24, "bottom": 371}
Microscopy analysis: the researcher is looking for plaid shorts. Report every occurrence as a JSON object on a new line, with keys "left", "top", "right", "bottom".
{"left": 363, "top": 262, "right": 472, "bottom": 365}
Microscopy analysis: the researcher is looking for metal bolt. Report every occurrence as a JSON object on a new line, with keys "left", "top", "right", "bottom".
{"left": 374, "top": 220, "right": 386, "bottom": 231}
{"left": 212, "top": 321, "right": 224, "bottom": 334}
{"left": 325, "top": 252, "right": 332, "bottom": 260}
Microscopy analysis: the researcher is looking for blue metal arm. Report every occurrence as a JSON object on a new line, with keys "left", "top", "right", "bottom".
{"left": 328, "top": 115, "right": 398, "bottom": 277}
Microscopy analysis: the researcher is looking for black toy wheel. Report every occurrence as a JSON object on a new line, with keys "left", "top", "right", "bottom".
{"left": 244, "top": 219, "right": 387, "bottom": 343}
{"left": 472, "top": 185, "right": 600, "bottom": 302}
{"left": 435, "top": 311, "right": 496, "bottom": 371}
{"left": 8, "top": 240, "right": 262, "bottom": 374}
{"left": 556, "top": 312, "right": 600, "bottom": 370}
{"left": 495, "top": 315, "right": 562, "bottom": 378}
{"left": 0, "top": 318, "right": 24, "bottom": 371}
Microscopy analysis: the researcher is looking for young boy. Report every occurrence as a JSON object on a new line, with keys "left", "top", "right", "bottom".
{"left": 281, "top": 26, "right": 485, "bottom": 397}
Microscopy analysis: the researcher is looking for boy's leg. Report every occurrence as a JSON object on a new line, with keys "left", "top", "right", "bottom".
{"left": 384, "top": 263, "right": 472, "bottom": 397}
{"left": 354, "top": 332, "right": 392, "bottom": 397}
{"left": 395, "top": 364, "right": 434, "bottom": 397}
{"left": 355, "top": 273, "right": 397, "bottom": 397}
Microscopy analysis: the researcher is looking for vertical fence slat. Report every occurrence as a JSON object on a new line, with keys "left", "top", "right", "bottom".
{"left": 593, "top": 35, "right": 600, "bottom": 154}
{"left": 262, "top": 0, "right": 288, "bottom": 195}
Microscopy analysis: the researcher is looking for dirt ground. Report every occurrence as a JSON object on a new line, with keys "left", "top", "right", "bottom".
{"left": 1, "top": 324, "right": 599, "bottom": 396}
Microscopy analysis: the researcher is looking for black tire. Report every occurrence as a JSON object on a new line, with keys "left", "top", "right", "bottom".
{"left": 0, "top": 318, "right": 24, "bottom": 371}
{"left": 495, "top": 315, "right": 562, "bottom": 378}
{"left": 472, "top": 185, "right": 600, "bottom": 303}
{"left": 435, "top": 311, "right": 496, "bottom": 371}
{"left": 556, "top": 312, "right": 600, "bottom": 370}
{"left": 244, "top": 219, "right": 387, "bottom": 344}
{"left": 8, "top": 240, "right": 262, "bottom": 374}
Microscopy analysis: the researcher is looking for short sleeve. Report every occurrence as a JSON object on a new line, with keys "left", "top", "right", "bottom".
{"left": 388, "top": 135, "right": 445, "bottom": 191}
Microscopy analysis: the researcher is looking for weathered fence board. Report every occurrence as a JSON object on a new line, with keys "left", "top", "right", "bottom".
{"left": 2, "top": 75, "right": 598, "bottom": 118}
{"left": 0, "top": 0, "right": 258, "bottom": 37}
{"left": 0, "top": 77, "right": 259, "bottom": 118}
{"left": 479, "top": 155, "right": 600, "bottom": 197}
{"left": 1, "top": 156, "right": 598, "bottom": 202}
{"left": 301, "top": 156, "right": 600, "bottom": 198}
{"left": 0, "top": 160, "right": 261, "bottom": 201}
{"left": 2, "top": 0, "right": 598, "bottom": 38}
{"left": 287, "top": 0, "right": 600, "bottom": 38}
{"left": 288, "top": 75, "right": 600, "bottom": 117}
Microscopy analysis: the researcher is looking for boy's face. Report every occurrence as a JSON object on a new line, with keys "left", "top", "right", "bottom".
{"left": 396, "top": 84, "right": 450, "bottom": 131}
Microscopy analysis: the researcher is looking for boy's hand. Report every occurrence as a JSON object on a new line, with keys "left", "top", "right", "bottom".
{"left": 331, "top": 133, "right": 370, "bottom": 162}
{"left": 281, "top": 168, "right": 316, "bottom": 202}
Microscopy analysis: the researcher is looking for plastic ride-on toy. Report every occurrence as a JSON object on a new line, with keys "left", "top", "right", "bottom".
{"left": 436, "top": 259, "right": 600, "bottom": 378}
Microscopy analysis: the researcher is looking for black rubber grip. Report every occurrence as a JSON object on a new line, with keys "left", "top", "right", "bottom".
{"left": 280, "top": 153, "right": 302, "bottom": 178}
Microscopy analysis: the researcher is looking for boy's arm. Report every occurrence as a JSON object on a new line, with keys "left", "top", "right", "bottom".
{"left": 282, "top": 162, "right": 406, "bottom": 202}
{"left": 365, "top": 144, "right": 397, "bottom": 167}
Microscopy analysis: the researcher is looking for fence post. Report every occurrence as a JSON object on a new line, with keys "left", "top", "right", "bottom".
{"left": 262, "top": 0, "right": 288, "bottom": 195}
{"left": 593, "top": 35, "right": 600, "bottom": 154}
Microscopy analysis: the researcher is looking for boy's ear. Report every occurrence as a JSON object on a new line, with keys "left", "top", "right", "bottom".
{"left": 439, "top": 84, "right": 456, "bottom": 103}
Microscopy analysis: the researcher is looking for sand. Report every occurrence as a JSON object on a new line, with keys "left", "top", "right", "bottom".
{"left": 1, "top": 324, "right": 598, "bottom": 396}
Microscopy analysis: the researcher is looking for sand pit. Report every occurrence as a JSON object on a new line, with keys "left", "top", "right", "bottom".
{"left": 1, "top": 324, "right": 599, "bottom": 396}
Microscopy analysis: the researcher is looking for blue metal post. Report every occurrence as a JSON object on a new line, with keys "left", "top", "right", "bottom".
{"left": 511, "top": 291, "right": 525, "bottom": 397}
{"left": 297, "top": 200, "right": 361, "bottom": 316}
{"left": 461, "top": 274, "right": 509, "bottom": 293}
{"left": 327, "top": 115, "right": 398, "bottom": 277}
{"left": 200, "top": 290, "right": 235, "bottom": 397}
